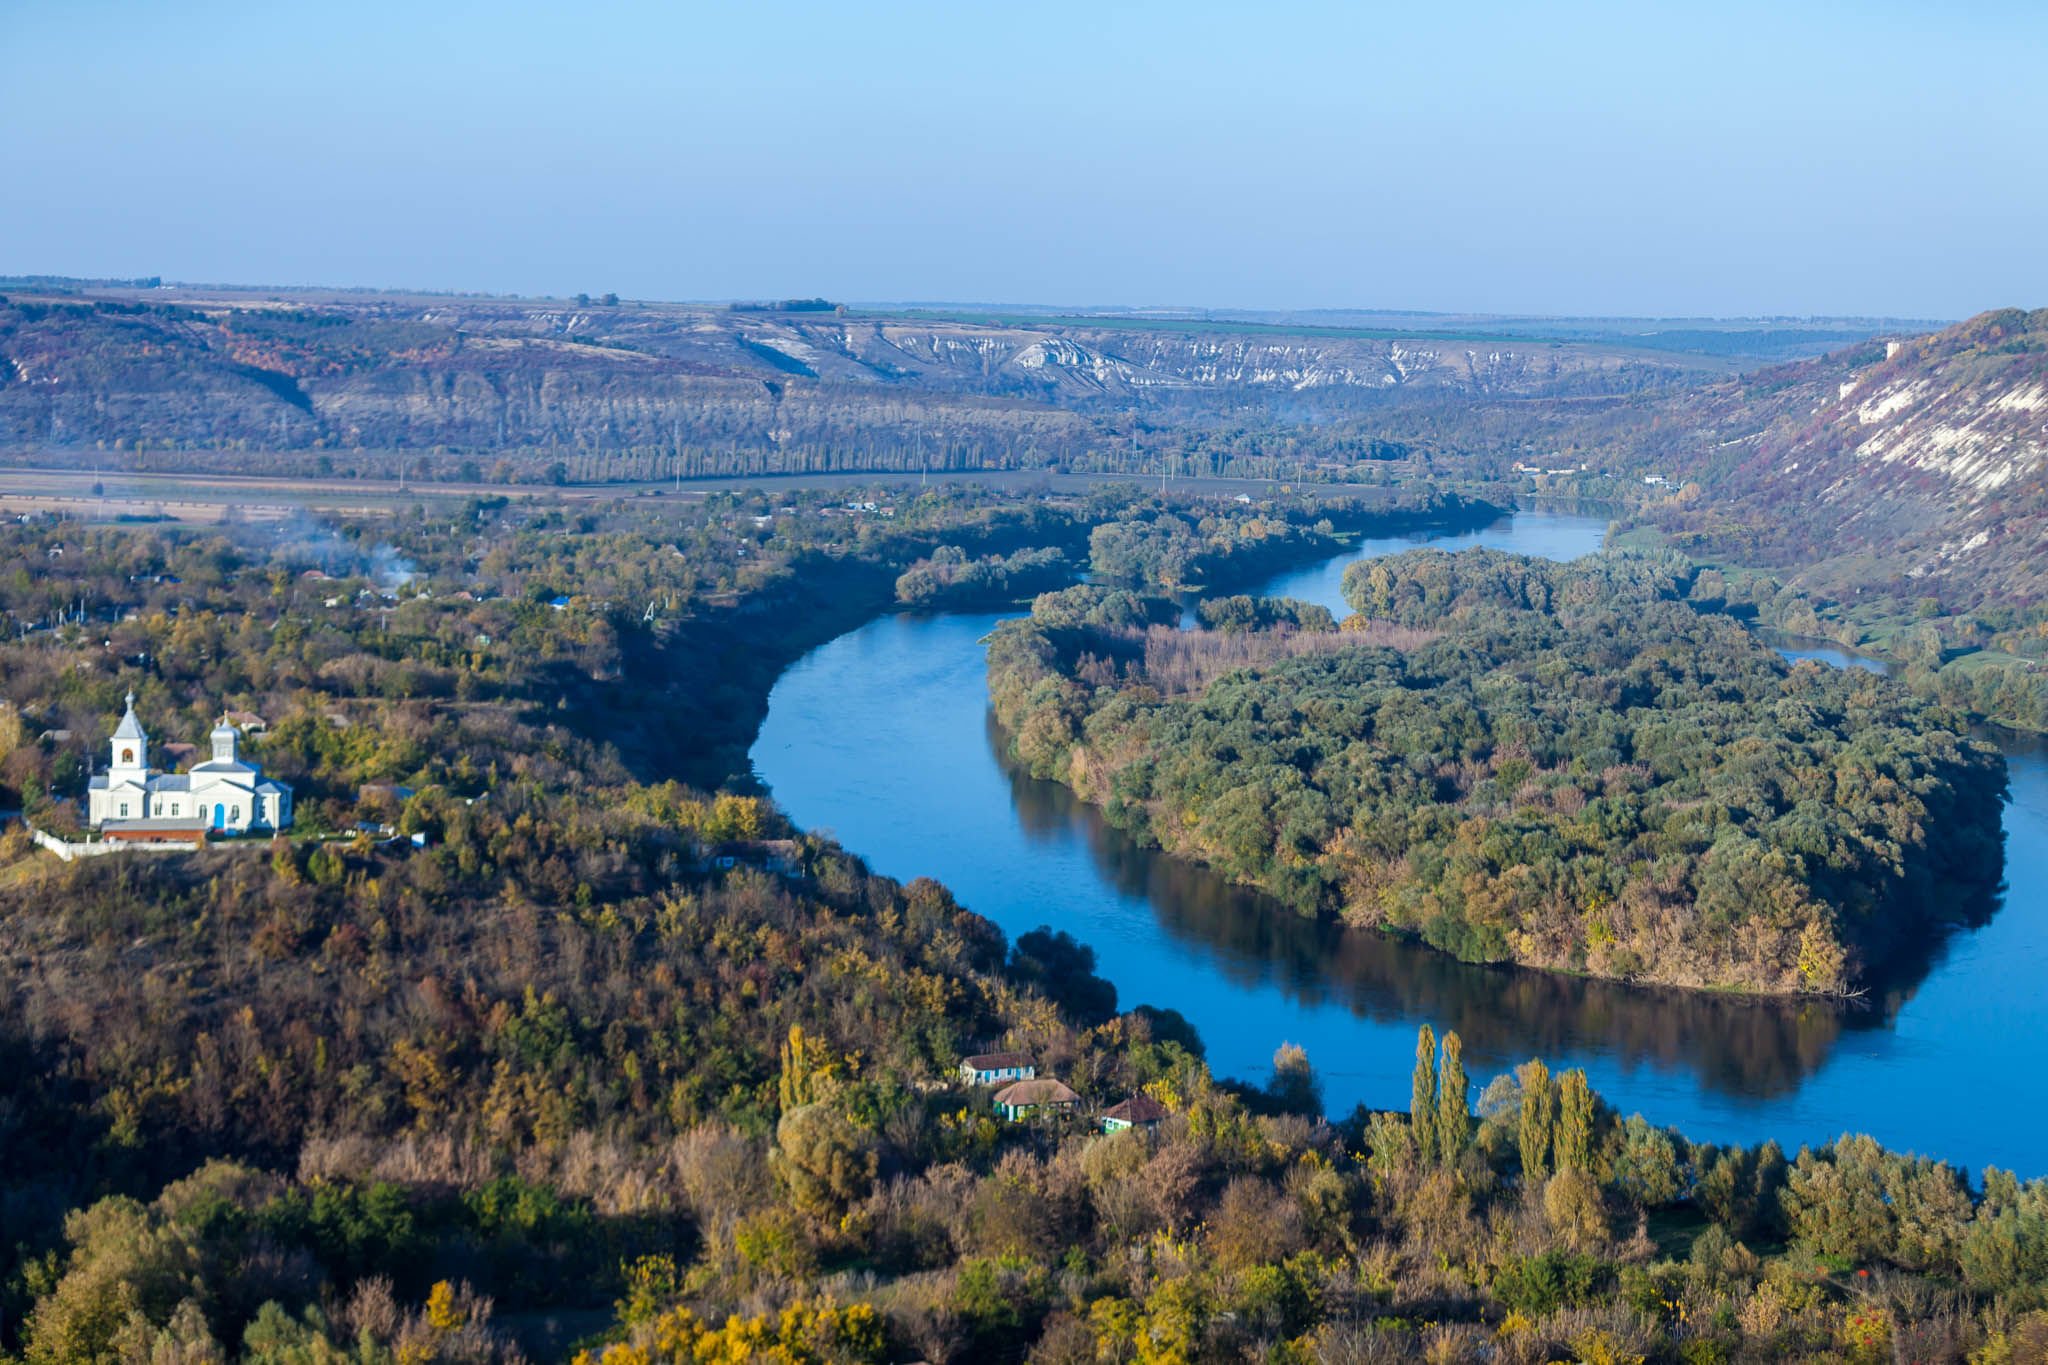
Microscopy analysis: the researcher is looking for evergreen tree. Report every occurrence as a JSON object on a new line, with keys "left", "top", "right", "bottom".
{"left": 1411, "top": 1025, "right": 1440, "bottom": 1166}
{"left": 1557, "top": 1069, "right": 1595, "bottom": 1173}
{"left": 1436, "top": 1031, "right": 1470, "bottom": 1164}
{"left": 1517, "top": 1059, "right": 1555, "bottom": 1182}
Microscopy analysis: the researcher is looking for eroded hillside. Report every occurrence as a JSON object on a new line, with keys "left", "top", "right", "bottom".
{"left": 0, "top": 290, "right": 1717, "bottom": 467}
{"left": 1644, "top": 308, "right": 2048, "bottom": 601}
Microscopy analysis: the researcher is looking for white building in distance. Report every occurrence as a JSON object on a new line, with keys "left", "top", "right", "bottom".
{"left": 87, "top": 693, "right": 293, "bottom": 835}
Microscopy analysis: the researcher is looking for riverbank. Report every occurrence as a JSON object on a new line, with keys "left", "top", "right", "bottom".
{"left": 752, "top": 508, "right": 2048, "bottom": 1172}
{"left": 649, "top": 488, "right": 1502, "bottom": 787}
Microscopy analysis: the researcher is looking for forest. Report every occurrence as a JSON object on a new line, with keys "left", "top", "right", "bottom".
{"left": 0, "top": 474, "right": 2032, "bottom": 1363}
{"left": 0, "top": 471, "right": 2028, "bottom": 1364}
{"left": 1082, "top": 494, "right": 1497, "bottom": 596}
{"left": 37, "top": 486, "right": 1894, "bottom": 1361}
{"left": 987, "top": 549, "right": 2006, "bottom": 996}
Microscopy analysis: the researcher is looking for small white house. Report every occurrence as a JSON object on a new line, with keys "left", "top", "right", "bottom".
{"left": 960, "top": 1051, "right": 1036, "bottom": 1087}
{"left": 87, "top": 694, "right": 293, "bottom": 835}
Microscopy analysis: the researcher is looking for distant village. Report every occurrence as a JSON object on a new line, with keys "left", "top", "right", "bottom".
{"left": 1506, "top": 459, "right": 1669, "bottom": 488}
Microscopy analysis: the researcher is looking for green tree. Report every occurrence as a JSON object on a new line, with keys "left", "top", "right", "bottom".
{"left": 24, "top": 1197, "right": 202, "bottom": 1365}
{"left": 705, "top": 792, "right": 765, "bottom": 841}
{"left": 1436, "top": 1031, "right": 1470, "bottom": 1165}
{"left": 1517, "top": 1059, "right": 1555, "bottom": 1183}
{"left": 1410, "top": 1025, "right": 1440, "bottom": 1167}
{"left": 770, "top": 1102, "right": 876, "bottom": 1221}
{"left": 1556, "top": 1069, "right": 1595, "bottom": 1174}
{"left": 1610, "top": 1116, "right": 1682, "bottom": 1208}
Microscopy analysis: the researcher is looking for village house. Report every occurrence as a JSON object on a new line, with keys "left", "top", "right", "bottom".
{"left": 1100, "top": 1094, "right": 1169, "bottom": 1133}
{"left": 993, "top": 1078, "right": 1079, "bottom": 1122}
{"left": 959, "top": 1051, "right": 1036, "bottom": 1087}
{"left": 87, "top": 694, "right": 293, "bottom": 835}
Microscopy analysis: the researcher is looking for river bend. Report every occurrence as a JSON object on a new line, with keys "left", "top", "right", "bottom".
{"left": 753, "top": 512, "right": 2047, "bottom": 1174}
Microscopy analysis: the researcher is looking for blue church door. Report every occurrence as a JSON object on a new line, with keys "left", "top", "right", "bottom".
{"left": 212, "top": 803, "right": 225, "bottom": 830}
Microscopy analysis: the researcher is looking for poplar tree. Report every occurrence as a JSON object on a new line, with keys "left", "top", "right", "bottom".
{"left": 1557, "top": 1069, "right": 1595, "bottom": 1173}
{"left": 1411, "top": 1025, "right": 1440, "bottom": 1166}
{"left": 1436, "top": 1031, "right": 1470, "bottom": 1164}
{"left": 779, "top": 1024, "right": 829, "bottom": 1113}
{"left": 1517, "top": 1058, "right": 1555, "bottom": 1182}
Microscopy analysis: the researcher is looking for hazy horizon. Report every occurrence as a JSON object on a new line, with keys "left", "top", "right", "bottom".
{"left": 5, "top": 1, "right": 2044, "bottom": 319}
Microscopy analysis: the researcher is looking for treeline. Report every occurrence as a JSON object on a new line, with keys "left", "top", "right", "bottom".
{"left": 987, "top": 550, "right": 2006, "bottom": 995}
{"left": 1085, "top": 492, "right": 1497, "bottom": 594}
{"left": 1195, "top": 594, "right": 1337, "bottom": 634}
{"left": 894, "top": 545, "right": 1074, "bottom": 609}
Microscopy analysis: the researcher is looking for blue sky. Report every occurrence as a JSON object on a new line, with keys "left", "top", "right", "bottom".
{"left": 3, "top": 0, "right": 2042, "bottom": 317}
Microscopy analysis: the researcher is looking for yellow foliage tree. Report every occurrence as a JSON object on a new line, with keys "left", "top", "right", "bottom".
{"left": 778, "top": 1024, "right": 841, "bottom": 1113}
{"left": 425, "top": 1279, "right": 466, "bottom": 1332}
{"left": 574, "top": 1300, "right": 884, "bottom": 1365}
{"left": 705, "top": 793, "right": 765, "bottom": 842}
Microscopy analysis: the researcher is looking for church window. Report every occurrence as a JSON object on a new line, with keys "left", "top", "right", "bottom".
{"left": 119, "top": 801, "right": 129, "bottom": 817}
{"left": 121, "top": 747, "right": 134, "bottom": 764}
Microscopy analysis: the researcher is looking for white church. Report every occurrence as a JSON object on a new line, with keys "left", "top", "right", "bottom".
{"left": 87, "top": 693, "right": 293, "bottom": 835}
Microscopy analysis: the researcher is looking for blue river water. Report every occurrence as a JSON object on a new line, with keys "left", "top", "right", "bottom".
{"left": 752, "top": 511, "right": 2048, "bottom": 1175}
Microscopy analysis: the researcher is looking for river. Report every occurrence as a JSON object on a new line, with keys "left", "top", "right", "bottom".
{"left": 753, "top": 511, "right": 2048, "bottom": 1175}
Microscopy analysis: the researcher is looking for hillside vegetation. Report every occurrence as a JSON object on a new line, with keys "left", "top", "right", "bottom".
{"left": 0, "top": 500, "right": 2044, "bottom": 1362}
{"left": 1641, "top": 309, "right": 2048, "bottom": 601}
{"left": 987, "top": 550, "right": 2005, "bottom": 995}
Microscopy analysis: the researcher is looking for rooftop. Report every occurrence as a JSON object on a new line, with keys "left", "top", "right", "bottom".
{"left": 112, "top": 691, "right": 146, "bottom": 741}
{"left": 993, "top": 1078, "right": 1078, "bottom": 1107}
{"left": 100, "top": 816, "right": 208, "bottom": 833}
{"left": 1102, "top": 1094, "right": 1170, "bottom": 1125}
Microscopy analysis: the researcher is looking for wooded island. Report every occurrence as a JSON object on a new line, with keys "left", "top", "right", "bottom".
{"left": 989, "top": 548, "right": 2006, "bottom": 995}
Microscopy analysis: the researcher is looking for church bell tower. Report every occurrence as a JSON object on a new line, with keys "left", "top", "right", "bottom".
{"left": 110, "top": 691, "right": 149, "bottom": 778}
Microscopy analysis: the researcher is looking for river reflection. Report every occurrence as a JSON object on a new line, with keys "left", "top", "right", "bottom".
{"left": 754, "top": 511, "right": 2048, "bottom": 1173}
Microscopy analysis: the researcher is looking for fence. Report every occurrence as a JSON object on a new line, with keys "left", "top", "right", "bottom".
{"left": 28, "top": 826, "right": 203, "bottom": 861}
